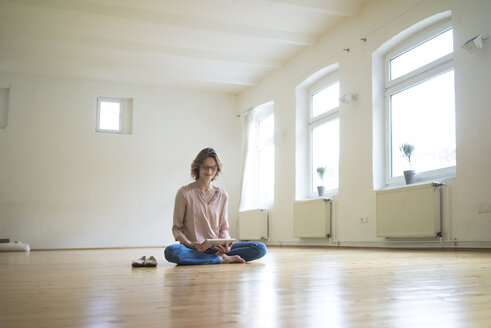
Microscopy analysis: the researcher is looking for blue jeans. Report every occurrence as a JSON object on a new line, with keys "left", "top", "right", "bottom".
{"left": 164, "top": 242, "right": 267, "bottom": 265}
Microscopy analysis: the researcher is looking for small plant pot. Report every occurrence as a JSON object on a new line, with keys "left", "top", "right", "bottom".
{"left": 317, "top": 186, "right": 326, "bottom": 197}
{"left": 403, "top": 170, "right": 416, "bottom": 185}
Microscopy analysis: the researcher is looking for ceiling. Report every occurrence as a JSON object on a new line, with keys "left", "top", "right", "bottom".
{"left": 0, "top": 0, "right": 368, "bottom": 94}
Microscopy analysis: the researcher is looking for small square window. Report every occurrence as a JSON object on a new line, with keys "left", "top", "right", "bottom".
{"left": 98, "top": 100, "right": 121, "bottom": 132}
{"left": 96, "top": 97, "right": 132, "bottom": 134}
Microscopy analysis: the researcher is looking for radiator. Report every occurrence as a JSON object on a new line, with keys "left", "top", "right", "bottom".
{"left": 238, "top": 209, "right": 268, "bottom": 240}
{"left": 376, "top": 183, "right": 442, "bottom": 238}
{"left": 293, "top": 199, "right": 331, "bottom": 238}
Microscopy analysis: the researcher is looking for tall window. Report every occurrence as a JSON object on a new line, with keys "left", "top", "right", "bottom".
{"left": 241, "top": 102, "right": 274, "bottom": 210}
{"left": 257, "top": 109, "right": 274, "bottom": 204}
{"left": 385, "top": 21, "right": 455, "bottom": 184}
{"left": 309, "top": 76, "right": 339, "bottom": 195}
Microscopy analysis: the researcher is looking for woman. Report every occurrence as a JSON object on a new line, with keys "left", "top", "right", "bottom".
{"left": 164, "top": 147, "right": 267, "bottom": 265}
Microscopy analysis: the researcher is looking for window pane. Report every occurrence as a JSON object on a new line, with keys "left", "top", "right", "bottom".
{"left": 312, "top": 81, "right": 339, "bottom": 118}
{"left": 258, "top": 144, "right": 274, "bottom": 203}
{"left": 390, "top": 70, "right": 455, "bottom": 177}
{"left": 390, "top": 29, "right": 453, "bottom": 80}
{"left": 99, "top": 101, "right": 121, "bottom": 131}
{"left": 258, "top": 114, "right": 274, "bottom": 144}
{"left": 312, "top": 118, "right": 339, "bottom": 192}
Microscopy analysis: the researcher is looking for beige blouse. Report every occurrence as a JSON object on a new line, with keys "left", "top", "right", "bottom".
{"left": 172, "top": 181, "right": 230, "bottom": 244}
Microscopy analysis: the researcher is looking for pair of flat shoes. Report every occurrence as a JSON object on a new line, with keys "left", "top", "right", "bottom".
{"left": 131, "top": 256, "right": 157, "bottom": 267}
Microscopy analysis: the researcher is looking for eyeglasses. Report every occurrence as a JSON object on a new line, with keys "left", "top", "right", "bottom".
{"left": 200, "top": 165, "right": 218, "bottom": 171}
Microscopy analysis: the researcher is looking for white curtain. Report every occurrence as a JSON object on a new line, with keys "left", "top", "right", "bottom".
{"left": 239, "top": 108, "right": 256, "bottom": 211}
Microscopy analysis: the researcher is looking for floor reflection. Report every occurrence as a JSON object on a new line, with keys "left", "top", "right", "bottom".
{"left": 2, "top": 247, "right": 487, "bottom": 327}
{"left": 164, "top": 262, "right": 269, "bottom": 326}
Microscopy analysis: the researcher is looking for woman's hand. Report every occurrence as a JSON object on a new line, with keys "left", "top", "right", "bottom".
{"left": 213, "top": 242, "right": 233, "bottom": 254}
{"left": 194, "top": 242, "right": 211, "bottom": 252}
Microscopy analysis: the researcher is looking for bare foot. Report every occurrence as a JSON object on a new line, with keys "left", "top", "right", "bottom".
{"left": 218, "top": 254, "right": 245, "bottom": 264}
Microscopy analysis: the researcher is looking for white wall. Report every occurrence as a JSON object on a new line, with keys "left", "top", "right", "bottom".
{"left": 239, "top": 0, "right": 491, "bottom": 247}
{"left": 0, "top": 73, "right": 241, "bottom": 249}
{"left": 2, "top": 0, "right": 489, "bottom": 250}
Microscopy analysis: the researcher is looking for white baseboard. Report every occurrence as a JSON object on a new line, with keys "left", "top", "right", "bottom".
{"left": 265, "top": 239, "right": 491, "bottom": 249}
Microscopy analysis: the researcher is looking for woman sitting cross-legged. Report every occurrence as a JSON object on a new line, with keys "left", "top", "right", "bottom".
{"left": 164, "top": 147, "right": 266, "bottom": 265}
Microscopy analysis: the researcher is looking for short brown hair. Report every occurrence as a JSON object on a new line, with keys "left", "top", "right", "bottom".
{"left": 191, "top": 147, "right": 222, "bottom": 181}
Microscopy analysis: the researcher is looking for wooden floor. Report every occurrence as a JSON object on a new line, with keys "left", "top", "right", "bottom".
{"left": 1, "top": 247, "right": 491, "bottom": 328}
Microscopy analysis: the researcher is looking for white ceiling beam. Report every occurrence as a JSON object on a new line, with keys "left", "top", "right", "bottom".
{"left": 4, "top": 0, "right": 317, "bottom": 46}
{"left": 0, "top": 49, "right": 258, "bottom": 87}
{"left": 2, "top": 27, "right": 283, "bottom": 69}
{"left": 264, "top": 0, "right": 362, "bottom": 16}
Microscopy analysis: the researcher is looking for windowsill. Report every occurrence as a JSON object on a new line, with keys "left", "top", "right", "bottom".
{"left": 376, "top": 181, "right": 445, "bottom": 192}
{"left": 300, "top": 192, "right": 337, "bottom": 201}
{"left": 295, "top": 197, "right": 333, "bottom": 203}
{"left": 321, "top": 193, "right": 337, "bottom": 200}
{"left": 380, "top": 167, "right": 456, "bottom": 191}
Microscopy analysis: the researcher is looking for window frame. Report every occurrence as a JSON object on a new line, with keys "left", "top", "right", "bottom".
{"left": 384, "top": 20, "right": 455, "bottom": 186}
{"left": 96, "top": 97, "right": 124, "bottom": 133}
{"left": 308, "top": 74, "right": 340, "bottom": 197}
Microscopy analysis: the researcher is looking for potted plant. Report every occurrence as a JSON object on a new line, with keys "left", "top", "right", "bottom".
{"left": 399, "top": 143, "right": 416, "bottom": 184}
{"left": 316, "top": 166, "right": 326, "bottom": 196}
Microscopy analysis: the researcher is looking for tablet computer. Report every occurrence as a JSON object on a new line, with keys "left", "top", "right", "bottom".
{"left": 203, "top": 238, "right": 236, "bottom": 246}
